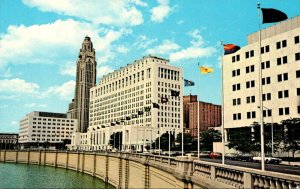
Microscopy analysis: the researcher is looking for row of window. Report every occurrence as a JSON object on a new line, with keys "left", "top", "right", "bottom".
{"left": 231, "top": 35, "right": 300, "bottom": 63}
{"left": 32, "top": 123, "right": 74, "bottom": 127}
{"left": 232, "top": 106, "right": 299, "bottom": 120}
{"left": 33, "top": 118, "right": 74, "bottom": 122}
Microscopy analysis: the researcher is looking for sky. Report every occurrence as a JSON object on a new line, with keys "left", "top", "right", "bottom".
{"left": 0, "top": 0, "right": 299, "bottom": 133}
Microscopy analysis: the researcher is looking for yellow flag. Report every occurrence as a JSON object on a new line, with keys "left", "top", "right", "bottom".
{"left": 200, "top": 66, "right": 213, "bottom": 74}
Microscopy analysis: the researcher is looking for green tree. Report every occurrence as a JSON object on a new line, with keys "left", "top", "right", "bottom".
{"left": 227, "top": 126, "right": 257, "bottom": 153}
{"left": 200, "top": 129, "right": 221, "bottom": 151}
{"left": 281, "top": 118, "right": 300, "bottom": 158}
{"left": 152, "top": 132, "right": 175, "bottom": 151}
{"left": 109, "top": 132, "right": 123, "bottom": 150}
{"left": 175, "top": 132, "right": 193, "bottom": 151}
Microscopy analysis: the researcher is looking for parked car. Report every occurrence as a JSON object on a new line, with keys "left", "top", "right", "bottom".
{"left": 236, "top": 153, "right": 254, "bottom": 162}
{"left": 208, "top": 152, "right": 222, "bottom": 159}
{"left": 253, "top": 155, "right": 282, "bottom": 164}
{"left": 199, "top": 151, "right": 211, "bottom": 158}
{"left": 225, "top": 153, "right": 238, "bottom": 160}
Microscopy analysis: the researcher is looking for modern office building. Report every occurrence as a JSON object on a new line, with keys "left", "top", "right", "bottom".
{"left": 19, "top": 111, "right": 77, "bottom": 149}
{"left": 68, "top": 36, "right": 97, "bottom": 133}
{"left": 183, "top": 95, "right": 221, "bottom": 138}
{"left": 223, "top": 16, "right": 300, "bottom": 137}
{"left": 70, "top": 55, "right": 183, "bottom": 151}
{"left": 0, "top": 133, "right": 18, "bottom": 150}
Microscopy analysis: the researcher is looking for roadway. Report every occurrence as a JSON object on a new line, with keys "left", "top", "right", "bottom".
{"left": 200, "top": 158, "right": 300, "bottom": 176}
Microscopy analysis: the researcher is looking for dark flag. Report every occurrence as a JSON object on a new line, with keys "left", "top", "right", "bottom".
{"left": 144, "top": 106, "right": 151, "bottom": 112}
{"left": 101, "top": 125, "right": 105, "bottom": 128}
{"left": 184, "top": 79, "right": 195, "bottom": 87}
{"left": 261, "top": 8, "right": 287, "bottom": 24}
{"left": 92, "top": 128, "right": 95, "bottom": 131}
{"left": 132, "top": 114, "right": 138, "bottom": 119}
{"left": 138, "top": 111, "right": 144, "bottom": 115}
{"left": 170, "top": 89, "right": 180, "bottom": 97}
{"left": 111, "top": 122, "right": 116, "bottom": 126}
{"left": 116, "top": 121, "right": 120, "bottom": 125}
{"left": 161, "top": 96, "right": 168, "bottom": 103}
{"left": 152, "top": 103, "right": 160, "bottom": 109}
{"left": 97, "top": 126, "right": 100, "bottom": 129}
{"left": 224, "top": 44, "right": 240, "bottom": 55}
{"left": 126, "top": 116, "right": 131, "bottom": 120}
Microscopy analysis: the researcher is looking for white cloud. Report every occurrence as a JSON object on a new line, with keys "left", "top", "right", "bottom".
{"left": 116, "top": 45, "right": 129, "bottom": 54}
{"left": 59, "top": 61, "right": 76, "bottom": 77}
{"left": 97, "top": 66, "right": 114, "bottom": 79}
{"left": 150, "top": 0, "right": 172, "bottom": 23}
{"left": 0, "top": 78, "right": 39, "bottom": 94}
{"left": 177, "top": 20, "right": 184, "bottom": 25}
{"left": 147, "top": 40, "right": 180, "bottom": 55}
{"left": 22, "top": 0, "right": 144, "bottom": 26}
{"left": 11, "top": 121, "right": 18, "bottom": 125}
{"left": 134, "top": 35, "right": 157, "bottom": 49}
{"left": 44, "top": 80, "right": 75, "bottom": 100}
{"left": 169, "top": 29, "right": 216, "bottom": 62}
{"left": 24, "top": 103, "right": 47, "bottom": 108}
{"left": 0, "top": 19, "right": 128, "bottom": 73}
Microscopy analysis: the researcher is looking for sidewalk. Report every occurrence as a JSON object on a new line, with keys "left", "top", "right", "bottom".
{"left": 281, "top": 161, "right": 300, "bottom": 166}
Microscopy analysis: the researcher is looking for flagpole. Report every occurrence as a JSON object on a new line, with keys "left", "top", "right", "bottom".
{"left": 197, "top": 62, "right": 200, "bottom": 159}
{"left": 221, "top": 41, "right": 225, "bottom": 165}
{"left": 258, "top": 2, "right": 265, "bottom": 171}
{"left": 181, "top": 76, "right": 184, "bottom": 156}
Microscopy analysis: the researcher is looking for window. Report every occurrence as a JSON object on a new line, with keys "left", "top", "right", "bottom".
{"left": 296, "top": 52, "right": 300, "bottom": 61}
{"left": 247, "top": 111, "right": 256, "bottom": 119}
{"left": 296, "top": 70, "right": 300, "bottom": 78}
{"left": 261, "top": 61, "right": 270, "bottom": 69}
{"left": 233, "top": 98, "right": 241, "bottom": 106}
{"left": 263, "top": 109, "right": 272, "bottom": 117}
{"left": 277, "top": 56, "right": 288, "bottom": 65}
{"left": 276, "top": 41, "right": 281, "bottom": 49}
{"left": 232, "top": 83, "right": 241, "bottom": 91}
{"left": 250, "top": 50, "right": 254, "bottom": 57}
{"left": 246, "top": 65, "right": 254, "bottom": 73}
{"left": 262, "top": 93, "right": 271, "bottom": 101}
{"left": 233, "top": 113, "right": 241, "bottom": 120}
{"left": 246, "top": 80, "right": 255, "bottom": 88}
{"left": 246, "top": 96, "right": 255, "bottom": 103}
{"left": 278, "top": 90, "right": 289, "bottom": 99}
{"left": 297, "top": 88, "right": 300, "bottom": 96}
{"left": 232, "top": 69, "right": 240, "bottom": 77}
{"left": 276, "top": 40, "right": 287, "bottom": 49}
{"left": 277, "top": 73, "right": 288, "bottom": 82}
{"left": 295, "top": 36, "right": 300, "bottom": 44}
{"left": 279, "top": 107, "right": 289, "bottom": 115}
{"left": 262, "top": 77, "right": 271, "bottom": 85}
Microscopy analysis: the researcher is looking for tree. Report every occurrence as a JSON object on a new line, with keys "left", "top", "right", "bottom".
{"left": 227, "top": 126, "right": 257, "bottom": 153}
{"left": 152, "top": 132, "right": 175, "bottom": 151}
{"left": 200, "top": 129, "right": 221, "bottom": 151}
{"left": 175, "top": 132, "right": 193, "bottom": 151}
{"left": 281, "top": 118, "right": 300, "bottom": 158}
{"left": 109, "top": 132, "right": 123, "bottom": 150}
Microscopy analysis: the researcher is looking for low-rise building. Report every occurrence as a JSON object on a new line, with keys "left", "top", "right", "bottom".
{"left": 19, "top": 111, "right": 77, "bottom": 149}
{"left": 0, "top": 133, "right": 18, "bottom": 150}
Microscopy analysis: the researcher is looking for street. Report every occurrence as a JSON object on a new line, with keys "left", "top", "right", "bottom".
{"left": 200, "top": 158, "right": 300, "bottom": 176}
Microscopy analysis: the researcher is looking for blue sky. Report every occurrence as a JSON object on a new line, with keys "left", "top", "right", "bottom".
{"left": 0, "top": 0, "right": 299, "bottom": 133}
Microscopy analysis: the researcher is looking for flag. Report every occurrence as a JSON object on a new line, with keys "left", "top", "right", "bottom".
{"left": 126, "top": 116, "right": 131, "bottom": 120}
{"left": 144, "top": 106, "right": 151, "bottom": 112}
{"left": 111, "top": 122, "right": 115, "bottom": 126}
{"left": 101, "top": 125, "right": 105, "bottom": 128}
{"left": 184, "top": 79, "right": 195, "bottom": 87}
{"left": 132, "top": 114, "right": 138, "bottom": 119}
{"left": 97, "top": 126, "right": 100, "bottom": 129}
{"left": 170, "top": 89, "right": 180, "bottom": 97}
{"left": 200, "top": 66, "right": 213, "bottom": 74}
{"left": 92, "top": 128, "right": 95, "bottom": 131}
{"left": 152, "top": 103, "right": 160, "bottom": 109}
{"left": 116, "top": 121, "right": 120, "bottom": 125}
{"left": 161, "top": 96, "right": 168, "bottom": 103}
{"left": 223, "top": 44, "right": 240, "bottom": 55}
{"left": 138, "top": 111, "right": 144, "bottom": 115}
{"left": 261, "top": 8, "right": 288, "bottom": 24}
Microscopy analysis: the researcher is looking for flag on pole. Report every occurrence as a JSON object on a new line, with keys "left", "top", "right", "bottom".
{"left": 184, "top": 79, "right": 195, "bottom": 86}
{"left": 161, "top": 96, "right": 168, "bottom": 103}
{"left": 200, "top": 66, "right": 214, "bottom": 74}
{"left": 126, "top": 116, "right": 131, "bottom": 120}
{"left": 111, "top": 122, "right": 116, "bottom": 126}
{"left": 152, "top": 103, "right": 160, "bottom": 109}
{"left": 101, "top": 125, "right": 105, "bottom": 128}
{"left": 116, "top": 121, "right": 121, "bottom": 125}
{"left": 170, "top": 89, "right": 180, "bottom": 97}
{"left": 138, "top": 111, "right": 144, "bottom": 115}
{"left": 144, "top": 106, "right": 151, "bottom": 112}
{"left": 261, "top": 8, "right": 287, "bottom": 24}
{"left": 132, "top": 114, "right": 138, "bottom": 119}
{"left": 223, "top": 44, "right": 240, "bottom": 55}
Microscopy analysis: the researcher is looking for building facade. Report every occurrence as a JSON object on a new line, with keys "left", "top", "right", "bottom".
{"left": 0, "top": 133, "right": 18, "bottom": 150}
{"left": 68, "top": 36, "right": 97, "bottom": 133}
{"left": 183, "top": 95, "right": 222, "bottom": 138}
{"left": 223, "top": 16, "right": 300, "bottom": 134}
{"left": 19, "top": 111, "right": 77, "bottom": 149}
{"left": 70, "top": 55, "right": 183, "bottom": 151}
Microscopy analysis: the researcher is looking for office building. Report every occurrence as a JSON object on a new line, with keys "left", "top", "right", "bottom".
{"left": 68, "top": 36, "right": 97, "bottom": 132}
{"left": 70, "top": 55, "right": 183, "bottom": 151}
{"left": 0, "top": 133, "right": 18, "bottom": 150}
{"left": 183, "top": 95, "right": 221, "bottom": 138}
{"left": 19, "top": 111, "right": 77, "bottom": 149}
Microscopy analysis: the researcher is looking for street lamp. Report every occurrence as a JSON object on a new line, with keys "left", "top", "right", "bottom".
{"left": 258, "top": 106, "right": 274, "bottom": 156}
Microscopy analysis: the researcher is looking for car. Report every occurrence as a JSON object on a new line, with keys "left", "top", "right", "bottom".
{"left": 199, "top": 151, "right": 211, "bottom": 158}
{"left": 253, "top": 156, "right": 282, "bottom": 164}
{"left": 236, "top": 153, "right": 253, "bottom": 162}
{"left": 208, "top": 152, "right": 222, "bottom": 159}
{"left": 225, "top": 153, "right": 238, "bottom": 160}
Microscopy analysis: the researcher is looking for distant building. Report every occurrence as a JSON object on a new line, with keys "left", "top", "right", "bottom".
{"left": 0, "top": 133, "right": 18, "bottom": 150}
{"left": 70, "top": 55, "right": 183, "bottom": 151}
{"left": 222, "top": 15, "right": 300, "bottom": 139}
{"left": 183, "top": 95, "right": 221, "bottom": 138}
{"left": 68, "top": 36, "right": 97, "bottom": 133}
{"left": 19, "top": 111, "right": 77, "bottom": 149}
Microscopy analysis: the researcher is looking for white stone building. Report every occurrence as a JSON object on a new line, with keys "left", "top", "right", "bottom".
{"left": 223, "top": 16, "right": 300, "bottom": 134}
{"left": 70, "top": 55, "right": 183, "bottom": 151}
{"left": 19, "top": 111, "right": 77, "bottom": 149}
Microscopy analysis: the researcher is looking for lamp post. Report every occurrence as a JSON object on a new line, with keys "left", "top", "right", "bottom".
{"left": 258, "top": 106, "right": 274, "bottom": 156}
